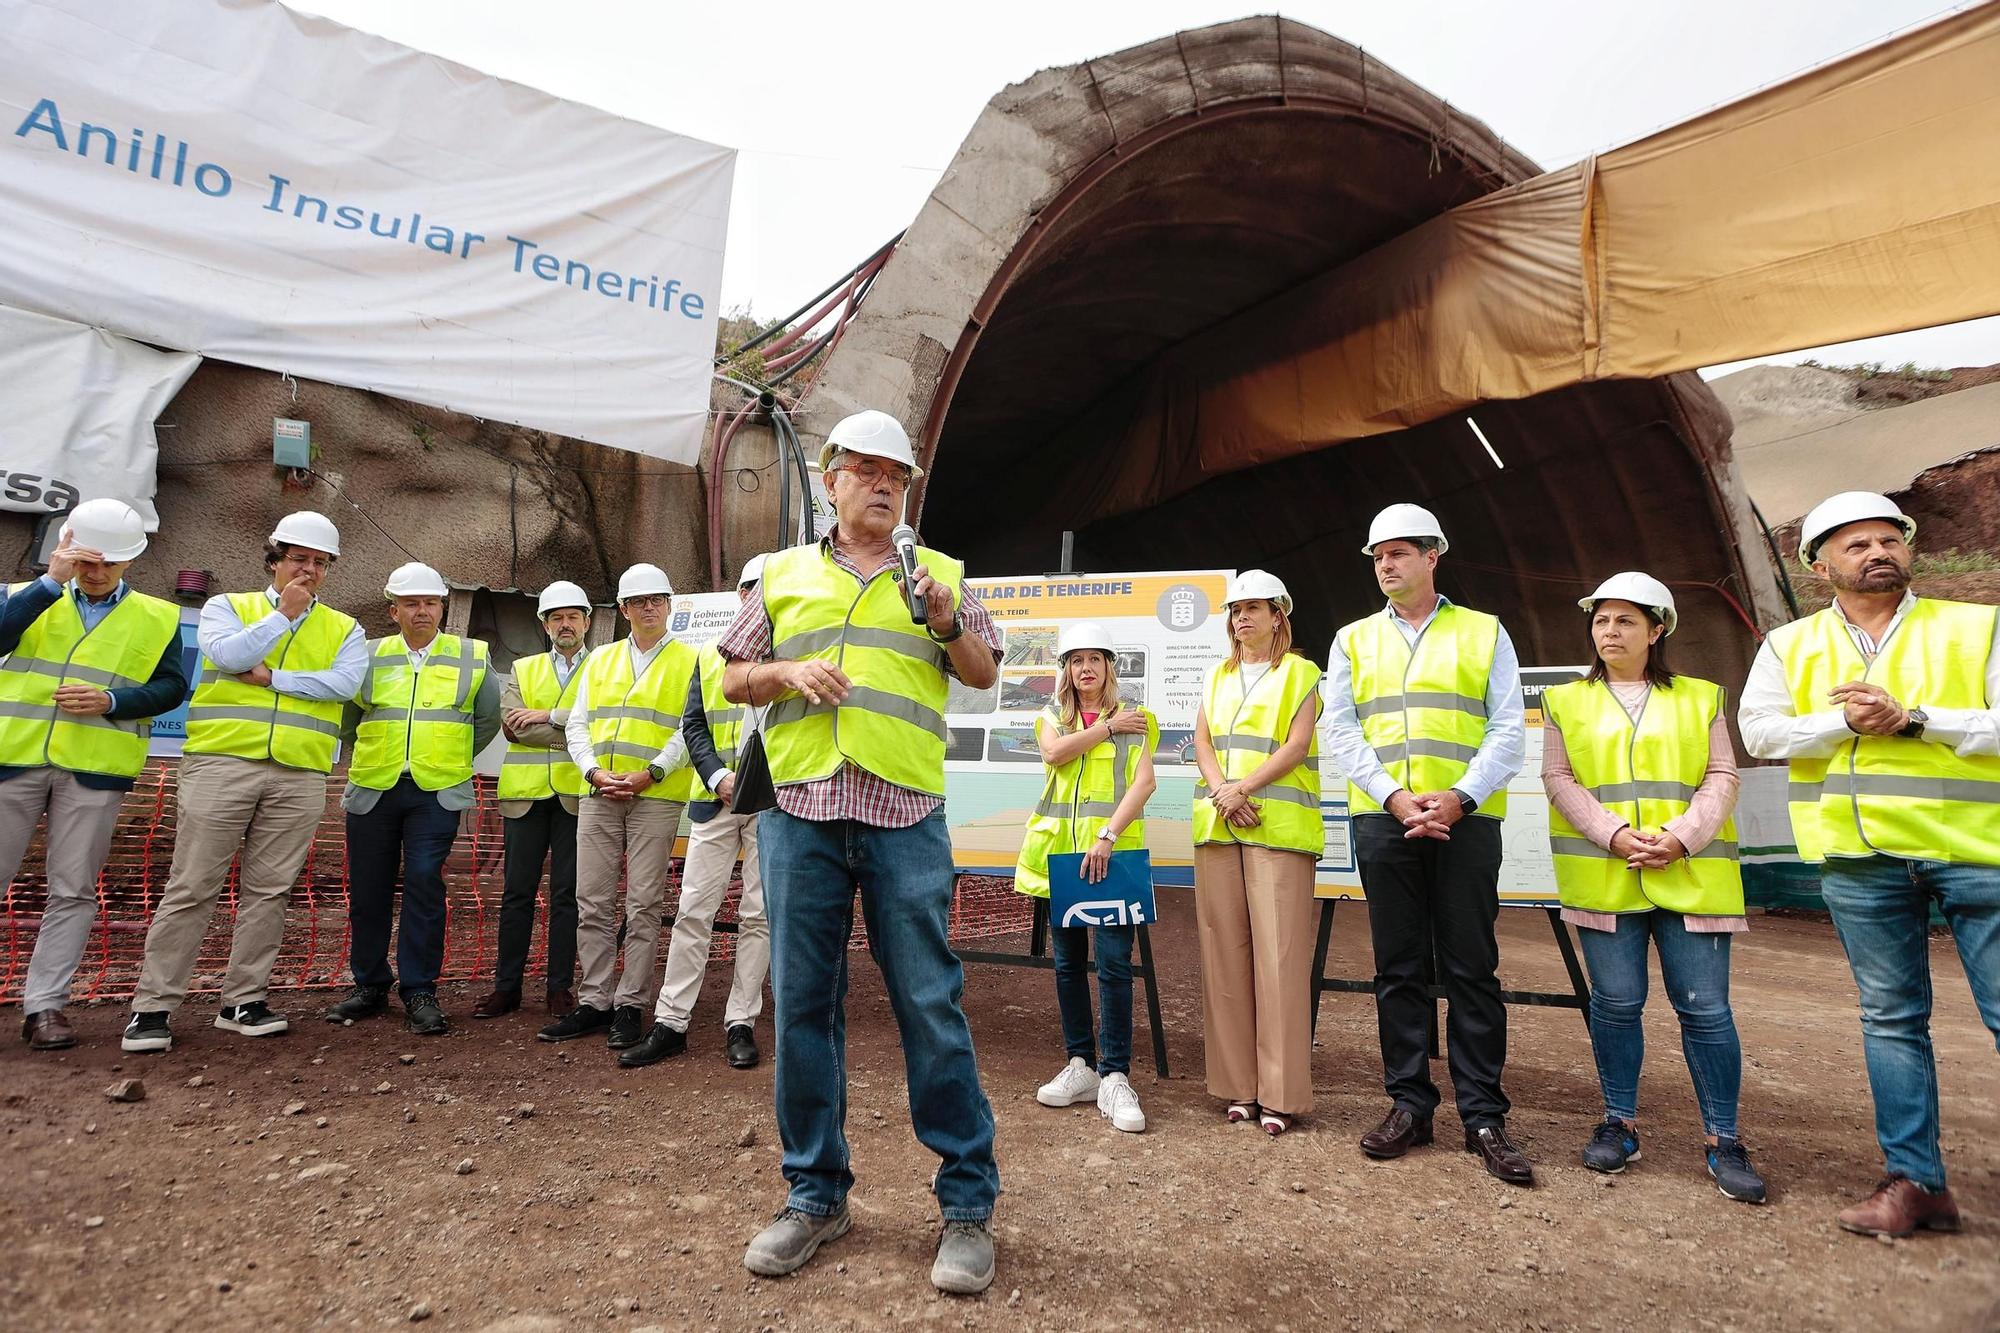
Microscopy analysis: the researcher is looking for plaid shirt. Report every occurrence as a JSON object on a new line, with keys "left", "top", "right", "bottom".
{"left": 717, "top": 537, "right": 1001, "bottom": 828}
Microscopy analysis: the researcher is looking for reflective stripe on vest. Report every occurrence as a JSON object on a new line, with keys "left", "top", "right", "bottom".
{"left": 1192, "top": 654, "right": 1324, "bottom": 856}
{"left": 1341, "top": 604, "right": 1508, "bottom": 819}
{"left": 496, "top": 650, "right": 588, "bottom": 801}
{"left": 183, "top": 591, "right": 355, "bottom": 772}
{"left": 1014, "top": 705, "right": 1158, "bottom": 898}
{"left": 760, "top": 543, "right": 961, "bottom": 797}
{"left": 692, "top": 642, "right": 749, "bottom": 801}
{"left": 581, "top": 636, "right": 699, "bottom": 801}
{"left": 1542, "top": 677, "right": 1743, "bottom": 915}
{"left": 0, "top": 583, "right": 180, "bottom": 778}
{"left": 1773, "top": 598, "right": 2000, "bottom": 864}
{"left": 349, "top": 635, "right": 490, "bottom": 791}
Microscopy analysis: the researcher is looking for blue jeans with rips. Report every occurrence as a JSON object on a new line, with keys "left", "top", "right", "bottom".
{"left": 1575, "top": 910, "right": 1742, "bottom": 1139}
{"left": 759, "top": 807, "right": 999, "bottom": 1221}
{"left": 1818, "top": 854, "right": 2000, "bottom": 1190}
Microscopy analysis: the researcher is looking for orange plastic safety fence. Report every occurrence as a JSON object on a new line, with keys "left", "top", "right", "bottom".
{"left": 2, "top": 762, "right": 1033, "bottom": 1005}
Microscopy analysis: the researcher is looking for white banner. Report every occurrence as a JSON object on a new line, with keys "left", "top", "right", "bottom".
{"left": 0, "top": 301, "right": 199, "bottom": 525}
{"left": 0, "top": 0, "right": 733, "bottom": 462}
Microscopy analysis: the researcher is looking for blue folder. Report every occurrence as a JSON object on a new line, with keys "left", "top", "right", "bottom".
{"left": 1046, "top": 849, "right": 1156, "bottom": 928}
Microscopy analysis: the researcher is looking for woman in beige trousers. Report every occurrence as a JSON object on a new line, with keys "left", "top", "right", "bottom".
{"left": 1191, "top": 570, "right": 1326, "bottom": 1135}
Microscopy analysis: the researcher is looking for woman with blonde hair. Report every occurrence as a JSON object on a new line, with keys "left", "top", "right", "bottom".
{"left": 1016, "top": 622, "right": 1158, "bottom": 1133}
{"left": 1191, "top": 570, "right": 1323, "bottom": 1135}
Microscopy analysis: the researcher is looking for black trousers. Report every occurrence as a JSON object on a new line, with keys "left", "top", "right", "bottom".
{"left": 493, "top": 797, "right": 579, "bottom": 993}
{"left": 1355, "top": 812, "right": 1510, "bottom": 1127}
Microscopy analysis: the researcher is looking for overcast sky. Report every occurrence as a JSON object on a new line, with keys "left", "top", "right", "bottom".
{"left": 291, "top": 0, "right": 1998, "bottom": 376}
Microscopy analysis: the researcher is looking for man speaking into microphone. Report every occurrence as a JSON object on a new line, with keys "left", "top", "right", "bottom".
{"left": 717, "top": 409, "right": 1006, "bottom": 1295}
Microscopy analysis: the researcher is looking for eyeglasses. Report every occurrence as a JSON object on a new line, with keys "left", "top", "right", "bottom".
{"left": 621, "top": 594, "right": 669, "bottom": 609}
{"left": 835, "top": 459, "right": 912, "bottom": 489}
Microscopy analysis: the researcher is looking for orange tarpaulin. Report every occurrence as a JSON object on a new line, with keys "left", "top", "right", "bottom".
{"left": 1070, "top": 4, "right": 2000, "bottom": 519}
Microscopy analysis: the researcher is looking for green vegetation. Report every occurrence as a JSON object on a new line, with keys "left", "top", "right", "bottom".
{"left": 1913, "top": 548, "right": 2000, "bottom": 575}
{"left": 1798, "top": 358, "right": 1952, "bottom": 382}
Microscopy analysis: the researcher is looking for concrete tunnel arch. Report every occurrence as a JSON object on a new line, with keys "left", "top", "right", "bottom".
{"left": 795, "top": 17, "right": 1786, "bottom": 686}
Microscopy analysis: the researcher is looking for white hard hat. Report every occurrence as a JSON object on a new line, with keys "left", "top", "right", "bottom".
{"left": 1057, "top": 621, "right": 1116, "bottom": 659}
{"left": 1798, "top": 491, "right": 1916, "bottom": 570}
{"left": 1224, "top": 569, "right": 1293, "bottom": 615}
{"left": 818, "top": 409, "right": 924, "bottom": 477}
{"left": 536, "top": 580, "right": 592, "bottom": 617}
{"left": 1579, "top": 571, "right": 1679, "bottom": 637}
{"left": 616, "top": 563, "right": 673, "bottom": 601}
{"left": 269, "top": 511, "right": 341, "bottom": 558}
{"left": 737, "top": 554, "right": 768, "bottom": 589}
{"left": 1363, "top": 503, "right": 1449, "bottom": 556}
{"left": 383, "top": 561, "right": 449, "bottom": 599}
{"left": 62, "top": 498, "right": 148, "bottom": 562}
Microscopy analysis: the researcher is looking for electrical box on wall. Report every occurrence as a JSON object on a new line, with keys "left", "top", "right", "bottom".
{"left": 273, "top": 417, "right": 312, "bottom": 468}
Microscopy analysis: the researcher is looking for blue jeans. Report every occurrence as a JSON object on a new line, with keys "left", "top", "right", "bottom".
{"left": 759, "top": 807, "right": 999, "bottom": 1221}
{"left": 345, "top": 778, "right": 460, "bottom": 997}
{"left": 1819, "top": 854, "right": 2000, "bottom": 1190}
{"left": 1050, "top": 922, "right": 1134, "bottom": 1076}
{"left": 1575, "top": 910, "right": 1742, "bottom": 1139}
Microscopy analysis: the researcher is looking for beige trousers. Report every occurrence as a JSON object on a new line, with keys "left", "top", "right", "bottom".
{"left": 574, "top": 795, "right": 685, "bottom": 1010}
{"left": 132, "top": 753, "right": 328, "bottom": 1012}
{"left": 0, "top": 767, "right": 125, "bottom": 1013}
{"left": 654, "top": 809, "right": 767, "bottom": 1030}
{"left": 1194, "top": 841, "right": 1318, "bottom": 1116}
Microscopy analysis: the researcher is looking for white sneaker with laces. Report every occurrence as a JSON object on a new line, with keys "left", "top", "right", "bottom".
{"left": 1097, "top": 1072, "right": 1147, "bottom": 1133}
{"left": 1035, "top": 1056, "right": 1100, "bottom": 1108}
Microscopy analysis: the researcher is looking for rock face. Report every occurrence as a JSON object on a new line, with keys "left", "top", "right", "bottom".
{"left": 0, "top": 358, "right": 725, "bottom": 637}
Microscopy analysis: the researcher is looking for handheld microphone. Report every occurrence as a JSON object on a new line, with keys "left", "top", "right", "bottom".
{"left": 891, "top": 523, "right": 926, "bottom": 624}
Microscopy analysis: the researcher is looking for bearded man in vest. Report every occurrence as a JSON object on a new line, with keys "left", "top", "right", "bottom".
{"left": 326, "top": 562, "right": 499, "bottom": 1036}
{"left": 124, "top": 511, "right": 365, "bottom": 1054}
{"left": 1323, "top": 503, "right": 1532, "bottom": 1185}
{"left": 620, "top": 553, "right": 772, "bottom": 1070}
{"left": 720, "top": 410, "right": 1003, "bottom": 1295}
{"left": 1, "top": 500, "right": 185, "bottom": 1051}
{"left": 1742, "top": 491, "right": 2000, "bottom": 1240}
{"left": 539, "top": 562, "right": 697, "bottom": 1050}
{"left": 473, "top": 580, "right": 595, "bottom": 1021}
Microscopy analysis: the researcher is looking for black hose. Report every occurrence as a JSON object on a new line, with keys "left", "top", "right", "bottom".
{"left": 716, "top": 232, "right": 902, "bottom": 364}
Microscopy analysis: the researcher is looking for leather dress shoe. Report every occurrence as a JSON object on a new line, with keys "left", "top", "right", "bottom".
{"left": 471, "top": 988, "right": 521, "bottom": 1019}
{"left": 22, "top": 1009, "right": 77, "bottom": 1050}
{"left": 617, "top": 1021, "right": 688, "bottom": 1068}
{"left": 1838, "top": 1176, "right": 1960, "bottom": 1237}
{"left": 1360, "top": 1106, "right": 1433, "bottom": 1159}
{"left": 725, "top": 1023, "right": 760, "bottom": 1069}
{"left": 1466, "top": 1124, "right": 1536, "bottom": 1186}
{"left": 545, "top": 987, "right": 576, "bottom": 1017}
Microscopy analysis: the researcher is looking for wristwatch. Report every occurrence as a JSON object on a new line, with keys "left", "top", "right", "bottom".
{"left": 929, "top": 614, "right": 965, "bottom": 644}
{"left": 1897, "top": 707, "right": 1928, "bottom": 740}
{"left": 1451, "top": 787, "right": 1477, "bottom": 816}
{"left": 646, "top": 762, "right": 667, "bottom": 783}
{"left": 1096, "top": 828, "right": 1116, "bottom": 843}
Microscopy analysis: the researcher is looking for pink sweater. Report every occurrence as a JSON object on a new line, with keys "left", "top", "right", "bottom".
{"left": 1542, "top": 681, "right": 1746, "bottom": 934}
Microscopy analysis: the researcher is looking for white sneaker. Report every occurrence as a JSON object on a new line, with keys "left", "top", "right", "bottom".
{"left": 1097, "top": 1072, "right": 1146, "bottom": 1133}
{"left": 1035, "top": 1056, "right": 1100, "bottom": 1107}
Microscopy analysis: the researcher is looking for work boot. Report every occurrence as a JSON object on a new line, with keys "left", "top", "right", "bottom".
{"left": 930, "top": 1218, "right": 997, "bottom": 1295}
{"left": 325, "top": 985, "right": 390, "bottom": 1023}
{"left": 404, "top": 991, "right": 450, "bottom": 1036}
{"left": 743, "top": 1205, "right": 852, "bottom": 1277}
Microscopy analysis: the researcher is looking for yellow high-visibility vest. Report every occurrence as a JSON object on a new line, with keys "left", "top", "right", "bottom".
{"left": 580, "top": 636, "right": 699, "bottom": 802}
{"left": 1015, "top": 704, "right": 1158, "bottom": 898}
{"left": 496, "top": 650, "right": 588, "bottom": 801}
{"left": 349, "top": 634, "right": 490, "bottom": 791}
{"left": 1771, "top": 597, "right": 2000, "bottom": 864}
{"left": 691, "top": 642, "right": 750, "bottom": 802}
{"left": 1340, "top": 604, "right": 1509, "bottom": 818}
{"left": 1542, "top": 676, "right": 1743, "bottom": 915}
{"left": 761, "top": 542, "right": 962, "bottom": 797}
{"left": 184, "top": 591, "right": 355, "bottom": 773}
{"left": 1193, "top": 654, "right": 1324, "bottom": 856}
{"left": 0, "top": 583, "right": 180, "bottom": 779}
